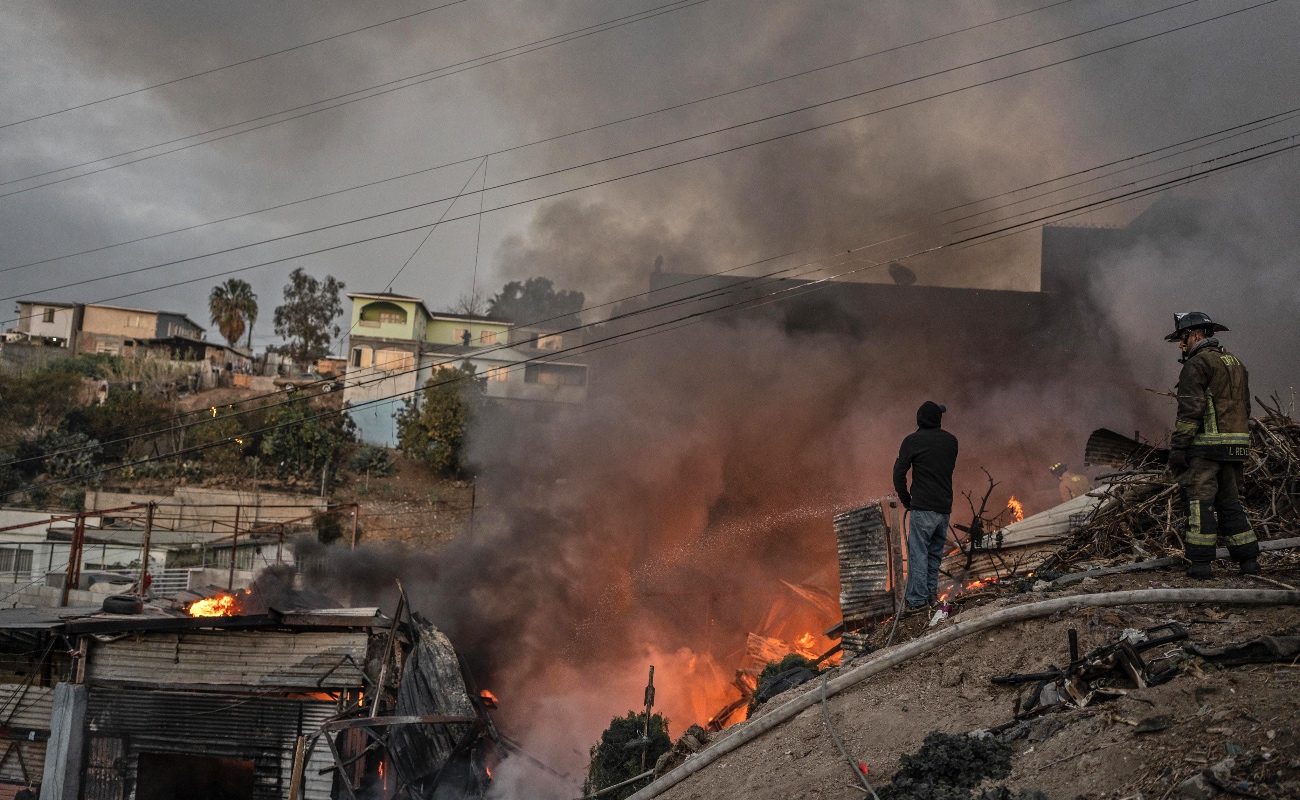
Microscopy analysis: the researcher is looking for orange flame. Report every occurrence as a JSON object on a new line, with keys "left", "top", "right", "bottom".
{"left": 479, "top": 689, "right": 499, "bottom": 708}
{"left": 1006, "top": 496, "right": 1025, "bottom": 523}
{"left": 187, "top": 593, "right": 239, "bottom": 617}
{"left": 793, "top": 632, "right": 818, "bottom": 659}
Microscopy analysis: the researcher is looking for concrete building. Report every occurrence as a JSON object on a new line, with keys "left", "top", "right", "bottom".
{"left": 344, "top": 292, "right": 589, "bottom": 446}
{"left": 11, "top": 300, "right": 205, "bottom": 357}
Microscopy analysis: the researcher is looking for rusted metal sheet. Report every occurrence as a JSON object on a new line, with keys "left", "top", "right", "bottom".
{"left": 0, "top": 683, "right": 51, "bottom": 786}
{"left": 85, "top": 689, "right": 335, "bottom": 800}
{"left": 833, "top": 502, "right": 893, "bottom": 623}
{"left": 86, "top": 630, "right": 369, "bottom": 689}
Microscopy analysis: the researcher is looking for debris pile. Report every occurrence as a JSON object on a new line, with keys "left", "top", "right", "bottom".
{"left": 1057, "top": 401, "right": 1300, "bottom": 567}
{"left": 875, "top": 732, "right": 1046, "bottom": 800}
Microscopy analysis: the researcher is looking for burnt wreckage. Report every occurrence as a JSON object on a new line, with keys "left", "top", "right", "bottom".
{"left": 0, "top": 586, "right": 504, "bottom": 800}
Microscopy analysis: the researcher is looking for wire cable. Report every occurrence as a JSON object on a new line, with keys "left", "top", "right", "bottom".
{"left": 7, "top": 108, "right": 1297, "bottom": 466}
{"left": 0, "top": 0, "right": 478, "bottom": 131}
{"left": 6, "top": 130, "right": 1296, "bottom": 499}
{"left": 822, "top": 673, "right": 879, "bottom": 799}
{"left": 2, "top": 0, "right": 1264, "bottom": 317}
{"left": 0, "top": 0, "right": 1081, "bottom": 277}
{"left": 0, "top": 0, "right": 712, "bottom": 196}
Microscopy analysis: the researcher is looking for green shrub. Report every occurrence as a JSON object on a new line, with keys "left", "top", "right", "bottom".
{"left": 395, "top": 363, "right": 484, "bottom": 478}
{"left": 584, "top": 712, "right": 671, "bottom": 800}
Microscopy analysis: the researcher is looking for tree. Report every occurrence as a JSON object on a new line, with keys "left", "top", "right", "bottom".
{"left": 584, "top": 712, "right": 671, "bottom": 800}
{"left": 209, "top": 278, "right": 259, "bottom": 348}
{"left": 395, "top": 363, "right": 483, "bottom": 477}
{"left": 448, "top": 288, "right": 486, "bottom": 317}
{"left": 273, "top": 268, "right": 344, "bottom": 363}
{"left": 259, "top": 397, "right": 355, "bottom": 481}
{"left": 487, "top": 277, "right": 584, "bottom": 326}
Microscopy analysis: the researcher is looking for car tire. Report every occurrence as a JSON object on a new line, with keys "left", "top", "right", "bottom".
{"left": 103, "top": 594, "right": 143, "bottom": 615}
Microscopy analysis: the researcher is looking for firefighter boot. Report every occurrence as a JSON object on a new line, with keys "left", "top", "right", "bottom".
{"left": 1187, "top": 562, "right": 1213, "bottom": 580}
{"left": 1239, "top": 560, "right": 1261, "bottom": 575}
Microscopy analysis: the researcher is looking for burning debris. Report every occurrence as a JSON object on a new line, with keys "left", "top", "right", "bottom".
{"left": 1057, "top": 401, "right": 1300, "bottom": 568}
{"left": 186, "top": 591, "right": 244, "bottom": 617}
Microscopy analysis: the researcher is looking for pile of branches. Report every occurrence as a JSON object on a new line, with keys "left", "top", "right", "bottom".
{"left": 1055, "top": 399, "right": 1299, "bottom": 568}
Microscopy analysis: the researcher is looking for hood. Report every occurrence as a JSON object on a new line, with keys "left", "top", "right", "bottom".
{"left": 917, "top": 401, "right": 946, "bottom": 429}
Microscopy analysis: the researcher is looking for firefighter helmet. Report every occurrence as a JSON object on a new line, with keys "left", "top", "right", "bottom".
{"left": 1049, "top": 462, "right": 1067, "bottom": 477}
{"left": 1164, "top": 311, "right": 1229, "bottom": 341}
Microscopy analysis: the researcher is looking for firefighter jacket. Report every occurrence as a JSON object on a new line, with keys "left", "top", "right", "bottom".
{"left": 1172, "top": 338, "right": 1251, "bottom": 461}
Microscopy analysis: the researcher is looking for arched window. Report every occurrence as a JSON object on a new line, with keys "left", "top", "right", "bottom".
{"left": 359, "top": 302, "right": 408, "bottom": 326}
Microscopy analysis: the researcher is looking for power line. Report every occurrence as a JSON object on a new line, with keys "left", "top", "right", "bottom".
{"left": 7, "top": 129, "right": 1297, "bottom": 476}
{"left": 0, "top": 0, "right": 478, "bottom": 131}
{"left": 0, "top": 0, "right": 713, "bottom": 197}
{"left": 0, "top": 0, "right": 1082, "bottom": 278}
{"left": 2, "top": 7, "right": 1289, "bottom": 463}
{"left": 1, "top": 0, "right": 1250, "bottom": 314}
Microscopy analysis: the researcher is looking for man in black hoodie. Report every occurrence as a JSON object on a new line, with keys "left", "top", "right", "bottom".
{"left": 893, "top": 401, "right": 959, "bottom": 610}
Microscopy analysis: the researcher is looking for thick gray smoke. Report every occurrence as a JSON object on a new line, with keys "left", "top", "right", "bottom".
{"left": 6, "top": 1, "right": 1300, "bottom": 793}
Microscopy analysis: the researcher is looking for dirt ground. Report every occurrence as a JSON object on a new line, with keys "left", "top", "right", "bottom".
{"left": 333, "top": 452, "right": 475, "bottom": 548}
{"left": 658, "top": 551, "right": 1300, "bottom": 800}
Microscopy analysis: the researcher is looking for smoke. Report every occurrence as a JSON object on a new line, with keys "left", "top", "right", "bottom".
{"left": 7, "top": 1, "right": 1300, "bottom": 793}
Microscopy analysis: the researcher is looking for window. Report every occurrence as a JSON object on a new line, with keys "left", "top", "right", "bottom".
{"left": 359, "top": 302, "right": 408, "bottom": 327}
{"left": 42, "top": 308, "right": 56, "bottom": 323}
{"left": 453, "top": 328, "right": 472, "bottom": 345}
{"left": 378, "top": 311, "right": 405, "bottom": 324}
{"left": 127, "top": 314, "right": 145, "bottom": 328}
{"left": 484, "top": 366, "right": 508, "bottom": 382}
{"left": 94, "top": 341, "right": 119, "bottom": 356}
{"left": 374, "top": 348, "right": 414, "bottom": 371}
{"left": 538, "top": 334, "right": 562, "bottom": 350}
{"left": 0, "top": 548, "right": 32, "bottom": 574}
{"left": 480, "top": 330, "right": 498, "bottom": 344}
{"left": 350, "top": 346, "right": 373, "bottom": 368}
{"left": 524, "top": 364, "right": 587, "bottom": 387}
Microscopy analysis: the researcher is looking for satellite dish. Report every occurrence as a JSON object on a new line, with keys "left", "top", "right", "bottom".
{"left": 888, "top": 262, "right": 917, "bottom": 286}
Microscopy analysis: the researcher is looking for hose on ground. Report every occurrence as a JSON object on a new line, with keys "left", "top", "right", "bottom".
{"left": 821, "top": 672, "right": 879, "bottom": 800}
{"left": 624, "top": 588, "right": 1300, "bottom": 800}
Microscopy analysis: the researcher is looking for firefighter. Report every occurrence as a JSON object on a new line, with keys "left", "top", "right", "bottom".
{"left": 1164, "top": 312, "right": 1259, "bottom": 578}
{"left": 1049, "top": 462, "right": 1092, "bottom": 503}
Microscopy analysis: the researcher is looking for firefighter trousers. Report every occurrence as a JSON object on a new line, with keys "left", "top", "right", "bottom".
{"left": 1176, "top": 457, "right": 1259, "bottom": 564}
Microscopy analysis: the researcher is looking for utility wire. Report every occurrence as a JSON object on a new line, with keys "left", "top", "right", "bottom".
{"left": 6, "top": 131, "right": 1296, "bottom": 499}
{"left": 1, "top": 0, "right": 1258, "bottom": 315}
{"left": 0, "top": 0, "right": 477, "bottom": 131}
{"left": 6, "top": 105, "right": 1297, "bottom": 464}
{"left": 0, "top": 0, "right": 712, "bottom": 196}
{"left": 0, "top": 0, "right": 1081, "bottom": 277}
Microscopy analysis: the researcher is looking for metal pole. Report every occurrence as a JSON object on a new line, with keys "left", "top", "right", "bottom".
{"left": 137, "top": 503, "right": 154, "bottom": 598}
{"left": 228, "top": 505, "right": 241, "bottom": 592}
{"left": 351, "top": 506, "right": 359, "bottom": 550}
{"left": 60, "top": 514, "right": 86, "bottom": 607}
{"left": 277, "top": 524, "right": 285, "bottom": 566}
{"left": 641, "top": 665, "right": 655, "bottom": 771}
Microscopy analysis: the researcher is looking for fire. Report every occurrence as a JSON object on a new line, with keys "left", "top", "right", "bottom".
{"left": 479, "top": 689, "right": 499, "bottom": 708}
{"left": 187, "top": 593, "right": 240, "bottom": 617}
{"left": 1006, "top": 496, "right": 1025, "bottom": 523}
{"left": 793, "top": 632, "right": 818, "bottom": 658}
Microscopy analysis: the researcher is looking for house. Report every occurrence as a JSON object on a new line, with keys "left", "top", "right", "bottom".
{"left": 343, "top": 292, "right": 590, "bottom": 446}
{"left": 11, "top": 300, "right": 206, "bottom": 357}
{"left": 0, "top": 591, "right": 490, "bottom": 800}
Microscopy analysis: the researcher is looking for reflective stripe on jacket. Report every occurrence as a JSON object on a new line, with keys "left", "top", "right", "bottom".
{"left": 1173, "top": 340, "right": 1251, "bottom": 460}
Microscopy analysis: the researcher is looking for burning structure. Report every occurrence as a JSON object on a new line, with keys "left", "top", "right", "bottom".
{"left": 0, "top": 581, "right": 502, "bottom": 800}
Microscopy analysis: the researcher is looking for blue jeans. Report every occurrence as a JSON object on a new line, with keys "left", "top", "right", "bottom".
{"left": 905, "top": 510, "right": 950, "bottom": 608}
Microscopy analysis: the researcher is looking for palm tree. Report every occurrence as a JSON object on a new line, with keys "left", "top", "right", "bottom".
{"left": 208, "top": 279, "right": 258, "bottom": 349}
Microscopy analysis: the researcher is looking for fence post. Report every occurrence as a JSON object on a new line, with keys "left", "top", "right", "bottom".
{"left": 227, "top": 505, "right": 241, "bottom": 592}
{"left": 136, "top": 503, "right": 155, "bottom": 598}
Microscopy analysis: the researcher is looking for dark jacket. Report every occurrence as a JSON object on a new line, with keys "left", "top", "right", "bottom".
{"left": 1172, "top": 338, "right": 1250, "bottom": 461}
{"left": 893, "top": 403, "right": 959, "bottom": 513}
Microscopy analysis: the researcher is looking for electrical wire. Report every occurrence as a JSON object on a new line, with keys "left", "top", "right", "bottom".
{"left": 0, "top": 0, "right": 478, "bottom": 131}
{"left": 6, "top": 112, "right": 1298, "bottom": 467}
{"left": 6, "top": 129, "right": 1297, "bottom": 500}
{"left": 1, "top": 0, "right": 1269, "bottom": 320}
{"left": 0, "top": 0, "right": 713, "bottom": 196}
{"left": 0, "top": 0, "right": 1083, "bottom": 277}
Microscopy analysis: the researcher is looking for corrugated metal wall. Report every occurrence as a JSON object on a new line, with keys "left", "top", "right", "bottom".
{"left": 84, "top": 689, "right": 335, "bottom": 800}
{"left": 0, "top": 683, "right": 52, "bottom": 787}
{"left": 87, "top": 631, "right": 369, "bottom": 689}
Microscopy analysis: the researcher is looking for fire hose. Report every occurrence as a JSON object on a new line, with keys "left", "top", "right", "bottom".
{"left": 624, "top": 588, "right": 1300, "bottom": 800}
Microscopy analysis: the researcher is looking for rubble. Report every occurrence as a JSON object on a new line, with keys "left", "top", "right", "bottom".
{"left": 1059, "top": 401, "right": 1300, "bottom": 568}
{"left": 874, "top": 731, "right": 1046, "bottom": 800}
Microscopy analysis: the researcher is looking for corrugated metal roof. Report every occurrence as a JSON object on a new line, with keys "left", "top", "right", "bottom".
{"left": 0, "top": 683, "right": 52, "bottom": 786}
{"left": 87, "top": 630, "right": 370, "bottom": 689}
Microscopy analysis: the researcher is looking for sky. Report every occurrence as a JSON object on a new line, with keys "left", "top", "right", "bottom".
{"left": 3, "top": 0, "right": 1299, "bottom": 353}
{"left": 4, "top": 3, "right": 1300, "bottom": 788}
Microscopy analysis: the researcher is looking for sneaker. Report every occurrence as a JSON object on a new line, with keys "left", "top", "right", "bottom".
{"left": 1239, "top": 560, "right": 1261, "bottom": 576}
{"left": 1187, "top": 563, "right": 1213, "bottom": 580}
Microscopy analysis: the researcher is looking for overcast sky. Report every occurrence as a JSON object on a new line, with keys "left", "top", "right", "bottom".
{"left": 2, "top": 0, "right": 1299, "bottom": 353}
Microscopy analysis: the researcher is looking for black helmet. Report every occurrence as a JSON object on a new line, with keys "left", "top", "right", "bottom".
{"left": 1164, "top": 311, "right": 1229, "bottom": 342}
